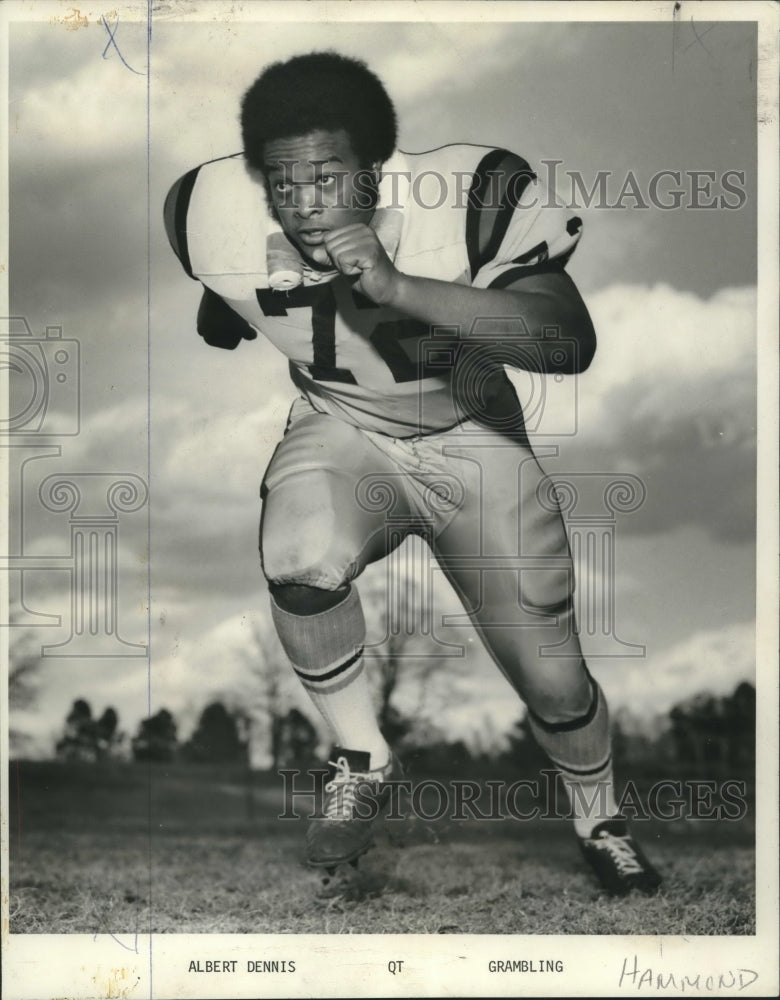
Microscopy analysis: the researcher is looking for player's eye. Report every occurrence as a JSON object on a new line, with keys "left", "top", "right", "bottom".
{"left": 273, "top": 180, "right": 292, "bottom": 194}
{"left": 318, "top": 175, "right": 337, "bottom": 189}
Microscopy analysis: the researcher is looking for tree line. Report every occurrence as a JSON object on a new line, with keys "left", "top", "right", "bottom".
{"left": 54, "top": 680, "right": 755, "bottom": 773}
{"left": 17, "top": 568, "right": 755, "bottom": 775}
{"left": 55, "top": 697, "right": 321, "bottom": 769}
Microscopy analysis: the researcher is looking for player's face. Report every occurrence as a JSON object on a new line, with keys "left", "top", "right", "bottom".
{"left": 263, "top": 129, "right": 377, "bottom": 265}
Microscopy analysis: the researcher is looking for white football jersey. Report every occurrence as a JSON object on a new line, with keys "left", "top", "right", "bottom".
{"left": 165, "top": 144, "right": 582, "bottom": 437}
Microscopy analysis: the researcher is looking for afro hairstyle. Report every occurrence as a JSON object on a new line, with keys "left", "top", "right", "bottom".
{"left": 241, "top": 51, "right": 397, "bottom": 171}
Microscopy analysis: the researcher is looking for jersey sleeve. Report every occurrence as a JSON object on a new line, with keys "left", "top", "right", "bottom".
{"left": 163, "top": 166, "right": 203, "bottom": 279}
{"left": 467, "top": 150, "right": 583, "bottom": 290}
{"left": 164, "top": 163, "right": 259, "bottom": 350}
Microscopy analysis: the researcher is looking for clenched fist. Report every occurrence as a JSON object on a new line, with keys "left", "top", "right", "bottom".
{"left": 316, "top": 224, "right": 401, "bottom": 305}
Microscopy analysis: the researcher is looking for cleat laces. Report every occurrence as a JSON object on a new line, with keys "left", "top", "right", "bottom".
{"left": 593, "top": 830, "right": 645, "bottom": 875}
{"left": 323, "top": 756, "right": 374, "bottom": 820}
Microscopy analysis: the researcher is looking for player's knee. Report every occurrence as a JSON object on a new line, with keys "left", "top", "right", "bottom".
{"left": 261, "top": 528, "right": 358, "bottom": 590}
{"left": 530, "top": 689, "right": 592, "bottom": 726}
{"left": 525, "top": 664, "right": 593, "bottom": 724}
{"left": 260, "top": 480, "right": 358, "bottom": 590}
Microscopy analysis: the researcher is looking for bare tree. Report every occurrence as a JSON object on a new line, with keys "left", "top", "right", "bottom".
{"left": 9, "top": 629, "right": 40, "bottom": 709}
{"left": 360, "top": 547, "right": 469, "bottom": 747}
{"left": 240, "top": 617, "right": 291, "bottom": 770}
{"left": 236, "top": 547, "right": 486, "bottom": 766}
{"left": 8, "top": 629, "right": 42, "bottom": 756}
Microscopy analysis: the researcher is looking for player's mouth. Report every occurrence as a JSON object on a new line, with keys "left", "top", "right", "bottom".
{"left": 296, "top": 227, "right": 328, "bottom": 246}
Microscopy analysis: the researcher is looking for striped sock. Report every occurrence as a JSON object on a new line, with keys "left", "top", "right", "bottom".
{"left": 270, "top": 587, "right": 390, "bottom": 769}
{"left": 526, "top": 675, "right": 619, "bottom": 837}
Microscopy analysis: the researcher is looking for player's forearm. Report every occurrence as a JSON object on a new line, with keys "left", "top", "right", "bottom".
{"left": 386, "top": 269, "right": 597, "bottom": 373}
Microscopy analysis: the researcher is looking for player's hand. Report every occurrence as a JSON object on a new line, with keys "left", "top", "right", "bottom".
{"left": 321, "top": 224, "right": 401, "bottom": 305}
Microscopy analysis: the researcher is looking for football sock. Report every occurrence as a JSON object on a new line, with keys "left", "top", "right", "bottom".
{"left": 270, "top": 586, "right": 390, "bottom": 770}
{"left": 526, "top": 673, "right": 619, "bottom": 838}
{"left": 560, "top": 766, "right": 619, "bottom": 839}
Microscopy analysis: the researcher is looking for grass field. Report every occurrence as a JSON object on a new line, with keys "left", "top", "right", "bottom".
{"left": 8, "top": 760, "right": 755, "bottom": 936}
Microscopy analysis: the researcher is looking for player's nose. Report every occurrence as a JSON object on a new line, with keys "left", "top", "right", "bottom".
{"left": 294, "top": 186, "right": 323, "bottom": 218}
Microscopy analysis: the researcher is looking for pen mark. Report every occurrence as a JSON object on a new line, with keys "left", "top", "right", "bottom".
{"left": 93, "top": 883, "right": 142, "bottom": 954}
{"left": 101, "top": 14, "right": 146, "bottom": 75}
{"left": 682, "top": 17, "right": 715, "bottom": 57}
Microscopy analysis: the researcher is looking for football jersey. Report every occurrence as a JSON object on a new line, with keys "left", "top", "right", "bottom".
{"left": 165, "top": 144, "right": 582, "bottom": 437}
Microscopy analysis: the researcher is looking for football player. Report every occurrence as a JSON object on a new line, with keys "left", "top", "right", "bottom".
{"left": 165, "top": 51, "right": 661, "bottom": 896}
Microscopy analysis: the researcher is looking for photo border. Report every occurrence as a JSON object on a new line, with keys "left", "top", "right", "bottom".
{"left": 1, "top": 2, "right": 777, "bottom": 997}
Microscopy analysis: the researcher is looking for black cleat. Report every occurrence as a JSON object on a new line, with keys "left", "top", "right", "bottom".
{"left": 578, "top": 819, "right": 663, "bottom": 897}
{"left": 307, "top": 747, "right": 401, "bottom": 869}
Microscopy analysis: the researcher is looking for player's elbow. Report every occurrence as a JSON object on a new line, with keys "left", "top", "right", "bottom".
{"left": 567, "top": 310, "right": 596, "bottom": 373}
{"left": 541, "top": 303, "right": 596, "bottom": 375}
{"left": 552, "top": 274, "right": 596, "bottom": 373}
{"left": 509, "top": 269, "right": 596, "bottom": 374}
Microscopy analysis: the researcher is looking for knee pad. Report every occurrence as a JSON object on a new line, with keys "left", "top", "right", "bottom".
{"left": 269, "top": 582, "right": 347, "bottom": 616}
{"left": 260, "top": 469, "right": 360, "bottom": 589}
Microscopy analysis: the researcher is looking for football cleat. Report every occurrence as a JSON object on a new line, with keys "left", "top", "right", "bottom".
{"left": 578, "top": 819, "right": 663, "bottom": 896}
{"left": 307, "top": 747, "right": 400, "bottom": 868}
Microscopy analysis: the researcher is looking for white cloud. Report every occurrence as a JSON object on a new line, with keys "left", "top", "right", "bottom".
{"left": 145, "top": 21, "right": 562, "bottom": 173}
{"left": 63, "top": 397, "right": 150, "bottom": 469}
{"left": 14, "top": 34, "right": 148, "bottom": 166}
{"left": 374, "top": 22, "right": 534, "bottom": 104}
{"left": 162, "top": 399, "right": 288, "bottom": 501}
{"left": 592, "top": 619, "right": 755, "bottom": 718}
{"left": 586, "top": 283, "right": 753, "bottom": 382}
{"left": 513, "top": 283, "right": 755, "bottom": 442}
{"left": 510, "top": 283, "right": 757, "bottom": 541}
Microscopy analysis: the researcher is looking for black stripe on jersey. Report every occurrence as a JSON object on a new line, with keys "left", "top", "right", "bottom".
{"left": 467, "top": 149, "right": 536, "bottom": 280}
{"left": 257, "top": 285, "right": 358, "bottom": 383}
{"left": 466, "top": 149, "right": 505, "bottom": 277}
{"left": 311, "top": 285, "right": 337, "bottom": 371}
{"left": 567, "top": 216, "right": 583, "bottom": 236}
{"left": 163, "top": 166, "right": 202, "bottom": 278}
{"left": 512, "top": 239, "right": 549, "bottom": 267}
{"left": 551, "top": 243, "right": 578, "bottom": 269}
{"left": 488, "top": 260, "right": 566, "bottom": 290}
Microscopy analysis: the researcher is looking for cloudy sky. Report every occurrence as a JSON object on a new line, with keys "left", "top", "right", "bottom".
{"left": 5, "top": 5, "right": 769, "bottom": 759}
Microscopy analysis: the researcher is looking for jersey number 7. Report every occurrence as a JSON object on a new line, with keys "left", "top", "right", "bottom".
{"left": 256, "top": 284, "right": 440, "bottom": 385}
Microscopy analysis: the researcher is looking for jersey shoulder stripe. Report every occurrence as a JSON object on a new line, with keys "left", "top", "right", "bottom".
{"left": 400, "top": 144, "right": 581, "bottom": 290}
{"left": 468, "top": 158, "right": 583, "bottom": 288}
{"left": 466, "top": 147, "right": 507, "bottom": 278}
{"left": 466, "top": 148, "right": 536, "bottom": 280}
{"left": 163, "top": 165, "right": 202, "bottom": 278}
{"left": 164, "top": 154, "right": 263, "bottom": 282}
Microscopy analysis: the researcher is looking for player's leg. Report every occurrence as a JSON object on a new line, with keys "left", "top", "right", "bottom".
{"left": 425, "top": 430, "right": 588, "bottom": 688}
{"left": 260, "top": 406, "right": 409, "bottom": 866}
{"left": 427, "top": 426, "right": 660, "bottom": 891}
{"left": 261, "top": 406, "right": 409, "bottom": 770}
